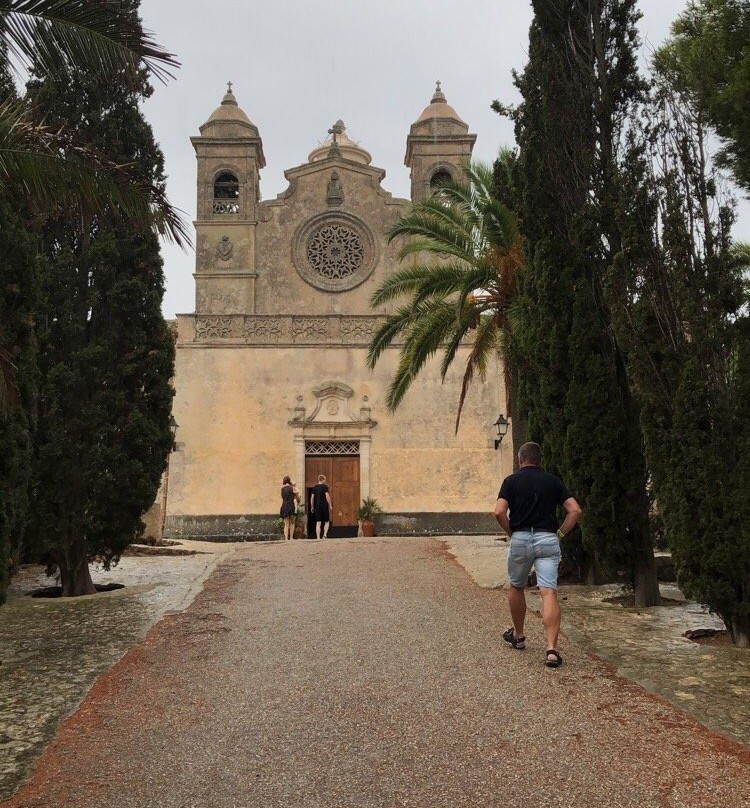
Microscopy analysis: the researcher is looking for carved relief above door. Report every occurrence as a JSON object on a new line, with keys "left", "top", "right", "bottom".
{"left": 289, "top": 381, "right": 377, "bottom": 526}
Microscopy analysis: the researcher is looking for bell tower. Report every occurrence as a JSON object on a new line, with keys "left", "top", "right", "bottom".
{"left": 190, "top": 83, "right": 266, "bottom": 314}
{"left": 404, "top": 81, "right": 476, "bottom": 201}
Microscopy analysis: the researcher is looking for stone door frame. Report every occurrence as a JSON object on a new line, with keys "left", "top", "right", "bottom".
{"left": 289, "top": 381, "right": 376, "bottom": 503}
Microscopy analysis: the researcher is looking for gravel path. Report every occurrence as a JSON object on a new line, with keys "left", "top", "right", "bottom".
{"left": 3, "top": 537, "right": 748, "bottom": 808}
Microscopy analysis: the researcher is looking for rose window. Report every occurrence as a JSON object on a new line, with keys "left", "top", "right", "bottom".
{"left": 293, "top": 212, "right": 376, "bottom": 292}
{"left": 307, "top": 224, "right": 364, "bottom": 280}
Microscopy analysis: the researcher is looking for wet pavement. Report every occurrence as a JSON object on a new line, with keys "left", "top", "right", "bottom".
{"left": 446, "top": 535, "right": 750, "bottom": 747}
{"left": 0, "top": 542, "right": 231, "bottom": 799}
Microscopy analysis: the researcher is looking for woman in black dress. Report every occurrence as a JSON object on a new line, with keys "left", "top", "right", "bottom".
{"left": 280, "top": 475, "right": 299, "bottom": 541}
{"left": 310, "top": 474, "right": 332, "bottom": 540}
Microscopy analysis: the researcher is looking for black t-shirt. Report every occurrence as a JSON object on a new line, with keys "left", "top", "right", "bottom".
{"left": 311, "top": 483, "right": 329, "bottom": 514}
{"left": 497, "top": 466, "right": 572, "bottom": 533}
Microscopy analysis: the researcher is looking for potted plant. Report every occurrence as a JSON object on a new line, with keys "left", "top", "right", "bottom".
{"left": 357, "top": 496, "right": 382, "bottom": 537}
{"left": 293, "top": 506, "right": 306, "bottom": 540}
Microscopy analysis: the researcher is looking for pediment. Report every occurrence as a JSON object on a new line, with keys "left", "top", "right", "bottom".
{"left": 284, "top": 157, "right": 386, "bottom": 185}
{"left": 290, "top": 381, "right": 375, "bottom": 427}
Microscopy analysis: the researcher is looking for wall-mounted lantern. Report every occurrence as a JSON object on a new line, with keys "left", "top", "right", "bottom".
{"left": 493, "top": 414, "right": 509, "bottom": 450}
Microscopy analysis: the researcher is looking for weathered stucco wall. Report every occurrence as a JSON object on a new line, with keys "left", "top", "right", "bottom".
{"left": 168, "top": 339, "right": 511, "bottom": 521}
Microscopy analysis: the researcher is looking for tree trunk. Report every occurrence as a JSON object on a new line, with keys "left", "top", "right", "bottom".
{"left": 585, "top": 554, "right": 608, "bottom": 585}
{"left": 632, "top": 525, "right": 661, "bottom": 607}
{"left": 725, "top": 617, "right": 750, "bottom": 648}
{"left": 59, "top": 537, "right": 96, "bottom": 597}
{"left": 508, "top": 364, "right": 526, "bottom": 471}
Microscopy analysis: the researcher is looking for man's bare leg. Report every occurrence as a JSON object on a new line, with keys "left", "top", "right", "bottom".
{"left": 315, "top": 521, "right": 322, "bottom": 539}
{"left": 507, "top": 585, "right": 527, "bottom": 639}
{"left": 539, "top": 587, "right": 561, "bottom": 656}
{"left": 322, "top": 521, "right": 330, "bottom": 539}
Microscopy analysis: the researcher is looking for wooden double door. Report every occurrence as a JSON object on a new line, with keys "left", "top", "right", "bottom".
{"left": 305, "top": 455, "right": 360, "bottom": 538}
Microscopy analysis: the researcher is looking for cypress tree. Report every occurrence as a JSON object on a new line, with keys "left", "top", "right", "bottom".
{"left": 507, "top": 0, "right": 660, "bottom": 603}
{"left": 615, "top": 64, "right": 750, "bottom": 644}
{"left": 24, "top": 0, "right": 174, "bottom": 596}
{"left": 0, "top": 49, "right": 38, "bottom": 604}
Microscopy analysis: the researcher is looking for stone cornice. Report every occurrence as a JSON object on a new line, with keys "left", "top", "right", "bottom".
{"left": 186, "top": 314, "right": 394, "bottom": 346}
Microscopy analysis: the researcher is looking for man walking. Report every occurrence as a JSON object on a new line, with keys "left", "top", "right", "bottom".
{"left": 494, "top": 442, "right": 581, "bottom": 667}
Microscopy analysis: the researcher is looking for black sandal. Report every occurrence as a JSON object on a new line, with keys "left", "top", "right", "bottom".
{"left": 545, "top": 649, "right": 562, "bottom": 668}
{"left": 502, "top": 627, "right": 526, "bottom": 650}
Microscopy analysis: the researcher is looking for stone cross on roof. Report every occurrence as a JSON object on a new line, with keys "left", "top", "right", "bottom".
{"left": 327, "top": 120, "right": 345, "bottom": 158}
{"left": 328, "top": 119, "right": 345, "bottom": 143}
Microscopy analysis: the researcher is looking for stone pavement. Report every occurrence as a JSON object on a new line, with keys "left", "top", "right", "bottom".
{"left": 446, "top": 536, "right": 750, "bottom": 747}
{"left": 0, "top": 542, "right": 232, "bottom": 799}
{"left": 2, "top": 537, "right": 748, "bottom": 808}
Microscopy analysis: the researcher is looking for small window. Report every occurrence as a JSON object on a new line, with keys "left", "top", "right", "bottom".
{"left": 430, "top": 169, "right": 453, "bottom": 191}
{"left": 213, "top": 172, "right": 240, "bottom": 214}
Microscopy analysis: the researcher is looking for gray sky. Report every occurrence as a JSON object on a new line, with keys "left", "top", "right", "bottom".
{"left": 138, "top": 0, "right": 750, "bottom": 318}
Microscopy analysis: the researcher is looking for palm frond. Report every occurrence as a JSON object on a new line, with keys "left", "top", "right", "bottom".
{"left": 410, "top": 263, "right": 484, "bottom": 306}
{"left": 0, "top": 99, "right": 191, "bottom": 247}
{"left": 388, "top": 203, "right": 477, "bottom": 259}
{"left": 369, "top": 265, "right": 436, "bottom": 306}
{"left": 454, "top": 313, "right": 499, "bottom": 434}
{"left": 439, "top": 304, "right": 489, "bottom": 380}
{"left": 366, "top": 305, "right": 421, "bottom": 369}
{"left": 483, "top": 198, "right": 519, "bottom": 250}
{"left": 2, "top": 0, "right": 179, "bottom": 83}
{"left": 371, "top": 262, "right": 475, "bottom": 308}
{"left": 385, "top": 350, "right": 421, "bottom": 414}
{"left": 386, "top": 303, "right": 457, "bottom": 410}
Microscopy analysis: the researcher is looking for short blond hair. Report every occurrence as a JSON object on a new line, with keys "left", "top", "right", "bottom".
{"left": 518, "top": 442, "right": 542, "bottom": 466}
{"left": 317, "top": 474, "right": 326, "bottom": 482}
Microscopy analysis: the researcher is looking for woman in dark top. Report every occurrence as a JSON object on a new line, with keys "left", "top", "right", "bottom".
{"left": 310, "top": 473, "right": 332, "bottom": 540}
{"left": 280, "top": 475, "right": 299, "bottom": 541}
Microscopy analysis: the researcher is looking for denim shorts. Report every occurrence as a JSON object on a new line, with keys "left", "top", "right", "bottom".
{"left": 507, "top": 529, "right": 561, "bottom": 590}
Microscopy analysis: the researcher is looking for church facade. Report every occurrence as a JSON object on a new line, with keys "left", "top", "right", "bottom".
{"left": 164, "top": 84, "right": 512, "bottom": 539}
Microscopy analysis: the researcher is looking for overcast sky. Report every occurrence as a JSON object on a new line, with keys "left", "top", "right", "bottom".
{"left": 138, "top": 0, "right": 750, "bottom": 318}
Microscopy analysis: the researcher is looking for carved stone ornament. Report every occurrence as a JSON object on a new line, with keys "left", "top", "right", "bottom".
{"left": 291, "top": 317, "right": 329, "bottom": 340}
{"left": 194, "top": 316, "right": 234, "bottom": 340}
{"left": 217, "top": 235, "right": 233, "bottom": 261}
{"left": 340, "top": 317, "right": 377, "bottom": 340}
{"left": 191, "top": 315, "right": 404, "bottom": 345}
{"left": 244, "top": 317, "right": 283, "bottom": 342}
{"left": 293, "top": 212, "right": 377, "bottom": 292}
{"left": 326, "top": 171, "right": 344, "bottom": 206}
{"left": 290, "top": 381, "right": 376, "bottom": 429}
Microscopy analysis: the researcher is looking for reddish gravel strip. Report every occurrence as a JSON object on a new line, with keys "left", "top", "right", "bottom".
{"left": 3, "top": 537, "right": 749, "bottom": 808}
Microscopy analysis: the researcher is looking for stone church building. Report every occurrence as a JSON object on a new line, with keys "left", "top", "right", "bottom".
{"left": 164, "top": 83, "right": 511, "bottom": 539}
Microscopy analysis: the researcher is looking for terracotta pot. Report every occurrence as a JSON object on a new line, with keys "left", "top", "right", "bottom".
{"left": 361, "top": 520, "right": 375, "bottom": 537}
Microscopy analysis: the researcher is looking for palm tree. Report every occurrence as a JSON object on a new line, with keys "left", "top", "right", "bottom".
{"left": 0, "top": 0, "right": 188, "bottom": 246}
{"left": 367, "top": 155, "right": 522, "bottom": 434}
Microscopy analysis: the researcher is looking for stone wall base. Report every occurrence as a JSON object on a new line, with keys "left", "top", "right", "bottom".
{"left": 165, "top": 512, "right": 498, "bottom": 542}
